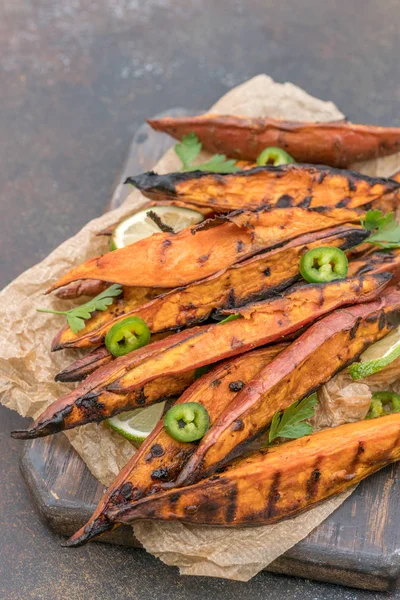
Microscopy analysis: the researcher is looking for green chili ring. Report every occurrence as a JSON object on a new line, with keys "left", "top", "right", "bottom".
{"left": 299, "top": 246, "right": 349, "bottom": 283}
{"left": 105, "top": 316, "right": 151, "bottom": 357}
{"left": 256, "top": 146, "right": 295, "bottom": 167}
{"left": 164, "top": 402, "right": 210, "bottom": 443}
{"left": 366, "top": 391, "right": 400, "bottom": 419}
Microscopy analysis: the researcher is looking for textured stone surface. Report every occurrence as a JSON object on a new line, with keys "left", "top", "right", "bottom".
{"left": 1, "top": 0, "right": 400, "bottom": 598}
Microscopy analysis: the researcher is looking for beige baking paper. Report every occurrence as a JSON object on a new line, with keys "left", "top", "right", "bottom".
{"left": 1, "top": 74, "right": 400, "bottom": 581}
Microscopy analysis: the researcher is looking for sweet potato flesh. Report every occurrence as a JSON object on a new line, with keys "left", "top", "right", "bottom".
{"left": 148, "top": 113, "right": 400, "bottom": 168}
{"left": 176, "top": 289, "right": 400, "bottom": 484}
{"left": 127, "top": 165, "right": 399, "bottom": 213}
{"left": 111, "top": 413, "right": 400, "bottom": 527}
{"left": 66, "top": 344, "right": 287, "bottom": 546}
{"left": 46, "top": 206, "right": 364, "bottom": 291}
{"left": 53, "top": 225, "right": 368, "bottom": 350}
{"left": 12, "top": 274, "right": 388, "bottom": 439}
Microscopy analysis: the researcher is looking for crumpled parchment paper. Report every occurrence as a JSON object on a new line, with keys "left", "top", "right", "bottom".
{"left": 1, "top": 74, "right": 400, "bottom": 581}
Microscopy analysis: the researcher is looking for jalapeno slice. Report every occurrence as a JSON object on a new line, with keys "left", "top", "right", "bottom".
{"left": 299, "top": 246, "right": 348, "bottom": 283}
{"left": 105, "top": 316, "right": 151, "bottom": 357}
{"left": 164, "top": 402, "right": 210, "bottom": 442}
{"left": 256, "top": 146, "right": 295, "bottom": 167}
{"left": 366, "top": 391, "right": 400, "bottom": 419}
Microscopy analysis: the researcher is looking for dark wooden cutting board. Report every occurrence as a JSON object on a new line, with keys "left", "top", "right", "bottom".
{"left": 20, "top": 111, "right": 400, "bottom": 593}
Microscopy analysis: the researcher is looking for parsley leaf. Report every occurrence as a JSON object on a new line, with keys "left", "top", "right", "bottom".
{"left": 361, "top": 209, "right": 400, "bottom": 249}
{"left": 268, "top": 393, "right": 317, "bottom": 444}
{"left": 37, "top": 284, "right": 123, "bottom": 334}
{"left": 174, "top": 133, "right": 202, "bottom": 169}
{"left": 175, "top": 132, "right": 239, "bottom": 174}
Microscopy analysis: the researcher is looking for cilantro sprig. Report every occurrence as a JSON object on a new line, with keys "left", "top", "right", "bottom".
{"left": 175, "top": 132, "right": 239, "bottom": 173}
{"left": 37, "top": 284, "right": 123, "bottom": 334}
{"left": 361, "top": 209, "right": 400, "bottom": 249}
{"left": 268, "top": 393, "right": 317, "bottom": 444}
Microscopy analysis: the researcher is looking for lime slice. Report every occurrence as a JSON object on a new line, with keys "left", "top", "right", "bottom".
{"left": 110, "top": 205, "right": 204, "bottom": 249}
{"left": 349, "top": 326, "right": 400, "bottom": 380}
{"left": 107, "top": 401, "right": 166, "bottom": 445}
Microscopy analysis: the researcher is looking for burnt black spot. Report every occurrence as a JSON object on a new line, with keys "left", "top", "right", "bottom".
{"left": 227, "top": 288, "right": 236, "bottom": 308}
{"left": 150, "top": 444, "right": 164, "bottom": 458}
{"left": 276, "top": 194, "right": 293, "bottom": 208}
{"left": 76, "top": 393, "right": 105, "bottom": 419}
{"left": 231, "top": 419, "right": 244, "bottom": 432}
{"left": 225, "top": 485, "right": 238, "bottom": 523}
{"left": 162, "top": 239, "right": 172, "bottom": 248}
{"left": 349, "top": 316, "right": 362, "bottom": 340}
{"left": 336, "top": 198, "right": 350, "bottom": 208}
{"left": 211, "top": 378, "right": 222, "bottom": 388}
{"left": 151, "top": 467, "right": 170, "bottom": 481}
{"left": 265, "top": 471, "right": 281, "bottom": 518}
{"left": 237, "top": 240, "right": 244, "bottom": 253}
{"left": 348, "top": 177, "right": 357, "bottom": 192}
{"left": 264, "top": 267, "right": 271, "bottom": 277}
{"left": 209, "top": 475, "right": 220, "bottom": 481}
{"left": 229, "top": 380, "right": 245, "bottom": 392}
{"left": 378, "top": 310, "right": 387, "bottom": 331}
{"left": 318, "top": 172, "right": 327, "bottom": 184}
{"left": 306, "top": 468, "right": 321, "bottom": 500}
{"left": 198, "top": 253, "right": 211, "bottom": 264}
{"left": 386, "top": 308, "right": 400, "bottom": 329}
{"left": 350, "top": 441, "right": 365, "bottom": 469}
{"left": 312, "top": 206, "right": 328, "bottom": 213}
{"left": 169, "top": 492, "right": 180, "bottom": 505}
{"left": 297, "top": 196, "right": 312, "bottom": 209}
{"left": 366, "top": 314, "right": 378, "bottom": 324}
{"left": 120, "top": 482, "right": 134, "bottom": 500}
{"left": 136, "top": 389, "right": 147, "bottom": 405}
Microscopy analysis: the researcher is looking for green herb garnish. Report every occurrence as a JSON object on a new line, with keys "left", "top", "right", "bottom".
{"left": 217, "top": 313, "right": 242, "bottom": 325}
{"left": 37, "top": 284, "right": 123, "bottom": 333}
{"left": 361, "top": 209, "right": 400, "bottom": 249}
{"left": 268, "top": 393, "right": 317, "bottom": 444}
{"left": 175, "top": 132, "right": 239, "bottom": 173}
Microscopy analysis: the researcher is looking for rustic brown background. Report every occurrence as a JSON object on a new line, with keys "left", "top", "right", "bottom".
{"left": 1, "top": 1, "right": 400, "bottom": 598}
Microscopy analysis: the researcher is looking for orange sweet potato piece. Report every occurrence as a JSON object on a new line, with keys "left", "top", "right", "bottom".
{"left": 65, "top": 343, "right": 287, "bottom": 546}
{"left": 126, "top": 165, "right": 399, "bottom": 213}
{"left": 52, "top": 225, "right": 368, "bottom": 351}
{"left": 46, "top": 205, "right": 364, "bottom": 292}
{"left": 12, "top": 273, "right": 389, "bottom": 440}
{"left": 108, "top": 413, "right": 400, "bottom": 527}
{"left": 148, "top": 113, "right": 400, "bottom": 168}
{"left": 176, "top": 288, "right": 400, "bottom": 485}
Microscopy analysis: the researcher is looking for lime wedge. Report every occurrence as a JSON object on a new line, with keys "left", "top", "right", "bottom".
{"left": 349, "top": 326, "right": 400, "bottom": 380}
{"left": 107, "top": 401, "right": 166, "bottom": 445}
{"left": 111, "top": 205, "right": 204, "bottom": 249}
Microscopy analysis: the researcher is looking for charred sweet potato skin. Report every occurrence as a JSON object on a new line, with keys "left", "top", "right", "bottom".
{"left": 66, "top": 344, "right": 286, "bottom": 546}
{"left": 111, "top": 414, "right": 400, "bottom": 527}
{"left": 127, "top": 166, "right": 399, "bottom": 213}
{"left": 54, "top": 346, "right": 113, "bottom": 382}
{"left": 148, "top": 113, "right": 400, "bottom": 168}
{"left": 46, "top": 206, "right": 365, "bottom": 292}
{"left": 12, "top": 274, "right": 389, "bottom": 440}
{"left": 176, "top": 289, "right": 400, "bottom": 484}
{"left": 53, "top": 225, "right": 368, "bottom": 351}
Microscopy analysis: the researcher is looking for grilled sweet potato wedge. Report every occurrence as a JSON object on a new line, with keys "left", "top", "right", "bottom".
{"left": 66, "top": 343, "right": 287, "bottom": 546}
{"left": 127, "top": 166, "right": 399, "bottom": 213}
{"left": 176, "top": 288, "right": 400, "bottom": 485}
{"left": 148, "top": 113, "right": 400, "bottom": 168}
{"left": 348, "top": 248, "right": 400, "bottom": 278}
{"left": 12, "top": 273, "right": 388, "bottom": 440}
{"left": 46, "top": 206, "right": 364, "bottom": 292}
{"left": 54, "top": 346, "right": 113, "bottom": 382}
{"left": 52, "top": 225, "right": 368, "bottom": 351}
{"left": 107, "top": 413, "right": 400, "bottom": 528}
